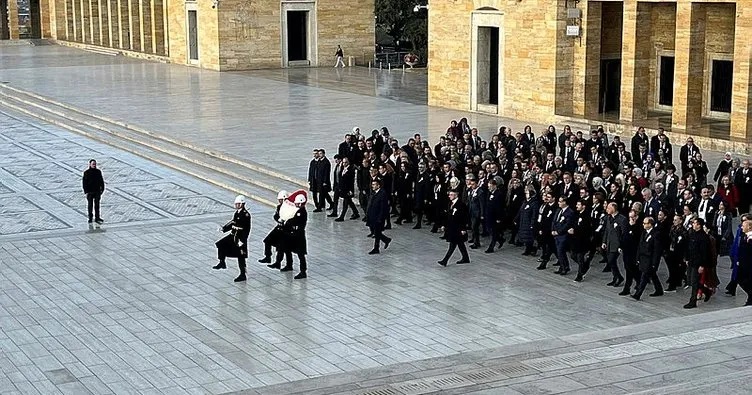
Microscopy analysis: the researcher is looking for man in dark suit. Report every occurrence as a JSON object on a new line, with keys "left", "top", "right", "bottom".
{"left": 632, "top": 217, "right": 664, "bottom": 300}
{"left": 551, "top": 197, "right": 576, "bottom": 275}
{"left": 328, "top": 155, "right": 343, "bottom": 218}
{"left": 485, "top": 178, "right": 506, "bottom": 253}
{"left": 679, "top": 137, "right": 701, "bottom": 175}
{"left": 466, "top": 176, "right": 487, "bottom": 249}
{"left": 642, "top": 188, "right": 661, "bottom": 220}
{"left": 631, "top": 127, "right": 649, "bottom": 161}
{"left": 572, "top": 200, "right": 592, "bottom": 282}
{"left": 559, "top": 172, "right": 580, "bottom": 207}
{"left": 366, "top": 180, "right": 392, "bottom": 254}
{"left": 334, "top": 158, "right": 360, "bottom": 221}
{"left": 602, "top": 202, "right": 628, "bottom": 286}
{"left": 438, "top": 190, "right": 471, "bottom": 266}
{"left": 82, "top": 159, "right": 106, "bottom": 224}
{"left": 536, "top": 193, "right": 557, "bottom": 270}
{"left": 684, "top": 218, "right": 712, "bottom": 308}
{"left": 413, "top": 162, "right": 432, "bottom": 229}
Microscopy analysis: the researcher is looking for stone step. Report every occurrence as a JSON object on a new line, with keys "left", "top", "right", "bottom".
{"left": 0, "top": 83, "right": 308, "bottom": 190}
{"left": 0, "top": 93, "right": 284, "bottom": 208}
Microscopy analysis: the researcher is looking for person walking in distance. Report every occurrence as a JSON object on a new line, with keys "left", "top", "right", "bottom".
{"left": 214, "top": 195, "right": 252, "bottom": 282}
{"left": 366, "top": 179, "right": 392, "bottom": 254}
{"left": 334, "top": 157, "right": 360, "bottom": 221}
{"left": 438, "top": 189, "right": 471, "bottom": 266}
{"left": 335, "top": 45, "right": 346, "bottom": 68}
{"left": 82, "top": 159, "right": 105, "bottom": 224}
{"left": 684, "top": 218, "right": 712, "bottom": 308}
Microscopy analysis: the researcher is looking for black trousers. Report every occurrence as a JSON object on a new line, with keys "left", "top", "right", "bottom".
{"left": 687, "top": 267, "right": 710, "bottom": 303}
{"left": 442, "top": 240, "right": 469, "bottom": 262}
{"left": 622, "top": 252, "right": 640, "bottom": 290}
{"left": 86, "top": 192, "right": 102, "bottom": 220}
{"left": 398, "top": 195, "right": 413, "bottom": 222}
{"left": 271, "top": 247, "right": 292, "bottom": 264}
{"left": 370, "top": 226, "right": 391, "bottom": 251}
{"left": 554, "top": 236, "right": 570, "bottom": 270}
{"left": 607, "top": 252, "right": 623, "bottom": 281}
{"left": 489, "top": 221, "right": 504, "bottom": 248}
{"left": 573, "top": 251, "right": 589, "bottom": 277}
{"left": 470, "top": 216, "right": 482, "bottom": 245}
{"left": 313, "top": 190, "right": 333, "bottom": 209}
{"left": 278, "top": 250, "right": 306, "bottom": 272}
{"left": 666, "top": 251, "right": 684, "bottom": 288}
{"left": 539, "top": 234, "right": 555, "bottom": 262}
{"left": 635, "top": 264, "right": 664, "bottom": 297}
{"left": 338, "top": 194, "right": 359, "bottom": 218}
{"left": 330, "top": 191, "right": 341, "bottom": 211}
{"left": 219, "top": 253, "right": 246, "bottom": 274}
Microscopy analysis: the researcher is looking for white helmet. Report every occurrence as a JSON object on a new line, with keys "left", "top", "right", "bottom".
{"left": 277, "top": 190, "right": 288, "bottom": 200}
{"left": 294, "top": 195, "right": 307, "bottom": 204}
{"left": 234, "top": 195, "right": 246, "bottom": 205}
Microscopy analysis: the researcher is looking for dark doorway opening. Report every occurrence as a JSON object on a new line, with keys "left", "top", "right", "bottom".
{"left": 1, "top": 0, "right": 9, "bottom": 39}
{"left": 599, "top": 59, "right": 621, "bottom": 113}
{"left": 710, "top": 59, "right": 733, "bottom": 113}
{"left": 287, "top": 11, "right": 308, "bottom": 62}
{"left": 187, "top": 10, "right": 199, "bottom": 61}
{"left": 29, "top": 0, "right": 40, "bottom": 38}
{"left": 477, "top": 26, "right": 499, "bottom": 106}
{"left": 658, "top": 56, "right": 675, "bottom": 107}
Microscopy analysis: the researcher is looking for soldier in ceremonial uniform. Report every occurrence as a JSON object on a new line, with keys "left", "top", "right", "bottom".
{"left": 214, "top": 195, "right": 252, "bottom": 282}
{"left": 259, "top": 191, "right": 292, "bottom": 268}
{"left": 275, "top": 190, "right": 309, "bottom": 279}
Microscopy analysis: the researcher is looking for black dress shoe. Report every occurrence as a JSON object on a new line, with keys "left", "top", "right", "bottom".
{"left": 234, "top": 274, "right": 246, "bottom": 282}
{"left": 212, "top": 262, "right": 226, "bottom": 270}
{"left": 469, "top": 244, "right": 480, "bottom": 249}
{"left": 649, "top": 292, "right": 664, "bottom": 297}
{"left": 456, "top": 259, "right": 470, "bottom": 264}
{"left": 683, "top": 302, "right": 697, "bottom": 309}
{"left": 294, "top": 272, "right": 307, "bottom": 279}
{"left": 313, "top": 208, "right": 323, "bottom": 213}
{"left": 484, "top": 248, "right": 494, "bottom": 253}
{"left": 95, "top": 218, "right": 104, "bottom": 224}
{"left": 258, "top": 257, "right": 271, "bottom": 263}
{"left": 88, "top": 218, "right": 93, "bottom": 224}
{"left": 602, "top": 266, "right": 611, "bottom": 272}
{"left": 631, "top": 294, "right": 640, "bottom": 301}
{"left": 327, "top": 213, "right": 338, "bottom": 218}
{"left": 412, "top": 224, "right": 422, "bottom": 230}
{"left": 430, "top": 228, "right": 438, "bottom": 233}
{"left": 554, "top": 269, "right": 564, "bottom": 274}
{"left": 574, "top": 274, "right": 584, "bottom": 282}
{"left": 367, "top": 233, "right": 374, "bottom": 238}
{"left": 438, "top": 260, "right": 447, "bottom": 267}
{"left": 536, "top": 263, "right": 547, "bottom": 270}
{"left": 613, "top": 278, "right": 624, "bottom": 287}
{"left": 704, "top": 293, "right": 712, "bottom": 302}
{"left": 559, "top": 269, "right": 570, "bottom": 275}
{"left": 280, "top": 265, "right": 293, "bottom": 272}
{"left": 606, "top": 280, "right": 616, "bottom": 286}
{"left": 383, "top": 239, "right": 391, "bottom": 249}
{"left": 553, "top": 262, "right": 560, "bottom": 267}
{"left": 618, "top": 289, "right": 630, "bottom": 296}
{"left": 334, "top": 218, "right": 344, "bottom": 222}
{"left": 267, "top": 263, "right": 281, "bottom": 269}
{"left": 350, "top": 214, "right": 360, "bottom": 220}
{"left": 368, "top": 249, "right": 380, "bottom": 255}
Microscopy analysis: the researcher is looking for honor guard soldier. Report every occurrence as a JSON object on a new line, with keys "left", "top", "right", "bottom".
{"left": 215, "top": 195, "right": 252, "bottom": 282}
{"left": 273, "top": 190, "right": 309, "bottom": 279}
{"left": 259, "top": 191, "right": 292, "bottom": 267}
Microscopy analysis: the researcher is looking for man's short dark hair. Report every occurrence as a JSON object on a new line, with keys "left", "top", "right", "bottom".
{"left": 89, "top": 159, "right": 96, "bottom": 164}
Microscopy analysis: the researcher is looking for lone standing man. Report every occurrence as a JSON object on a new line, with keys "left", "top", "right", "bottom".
{"left": 335, "top": 45, "right": 346, "bottom": 68}
{"left": 82, "top": 159, "right": 105, "bottom": 224}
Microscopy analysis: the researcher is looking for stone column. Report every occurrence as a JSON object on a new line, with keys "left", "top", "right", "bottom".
{"left": 81, "top": 0, "right": 89, "bottom": 42}
{"left": 54, "top": 0, "right": 68, "bottom": 38}
{"left": 66, "top": 0, "right": 74, "bottom": 39}
{"left": 8, "top": 0, "right": 19, "bottom": 39}
{"left": 672, "top": 2, "right": 705, "bottom": 132}
{"left": 555, "top": 0, "right": 574, "bottom": 116}
{"left": 41, "top": 0, "right": 51, "bottom": 37}
{"left": 731, "top": 3, "right": 752, "bottom": 141}
{"left": 140, "top": 0, "right": 151, "bottom": 53}
{"left": 152, "top": 0, "right": 164, "bottom": 55}
{"left": 572, "top": 1, "right": 602, "bottom": 118}
{"left": 619, "top": 0, "right": 651, "bottom": 124}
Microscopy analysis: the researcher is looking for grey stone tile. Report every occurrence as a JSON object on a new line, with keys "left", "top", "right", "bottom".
{"left": 508, "top": 376, "right": 588, "bottom": 394}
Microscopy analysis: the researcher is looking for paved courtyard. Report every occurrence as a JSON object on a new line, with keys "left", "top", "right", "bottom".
{"left": 0, "top": 45, "right": 750, "bottom": 394}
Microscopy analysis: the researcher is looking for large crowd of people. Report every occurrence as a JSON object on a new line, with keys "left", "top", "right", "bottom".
{"left": 305, "top": 121, "right": 752, "bottom": 309}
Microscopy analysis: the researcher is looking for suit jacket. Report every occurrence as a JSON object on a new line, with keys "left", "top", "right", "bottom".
{"left": 486, "top": 188, "right": 505, "bottom": 222}
{"left": 552, "top": 207, "right": 576, "bottom": 238}
{"left": 338, "top": 165, "right": 356, "bottom": 195}
{"left": 366, "top": 188, "right": 389, "bottom": 231}
{"left": 637, "top": 228, "right": 662, "bottom": 272}
{"left": 315, "top": 158, "right": 332, "bottom": 191}
{"left": 602, "top": 214, "right": 628, "bottom": 253}
{"left": 696, "top": 198, "right": 718, "bottom": 222}
{"left": 445, "top": 200, "right": 470, "bottom": 243}
{"left": 643, "top": 198, "right": 661, "bottom": 219}
{"left": 685, "top": 229, "right": 711, "bottom": 268}
{"left": 559, "top": 183, "right": 579, "bottom": 206}
{"left": 679, "top": 145, "right": 700, "bottom": 167}
{"left": 468, "top": 187, "right": 487, "bottom": 219}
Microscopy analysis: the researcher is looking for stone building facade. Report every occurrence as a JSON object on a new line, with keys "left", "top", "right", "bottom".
{"left": 2, "top": 0, "right": 375, "bottom": 71}
{"left": 428, "top": 0, "right": 752, "bottom": 148}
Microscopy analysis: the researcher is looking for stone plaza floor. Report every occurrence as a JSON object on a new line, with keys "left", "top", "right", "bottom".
{"left": 0, "top": 45, "right": 750, "bottom": 394}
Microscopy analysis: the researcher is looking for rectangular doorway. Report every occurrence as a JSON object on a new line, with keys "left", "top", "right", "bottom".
{"left": 599, "top": 59, "right": 621, "bottom": 114}
{"left": 658, "top": 56, "right": 675, "bottom": 107}
{"left": 287, "top": 11, "right": 308, "bottom": 62}
{"left": 187, "top": 10, "right": 199, "bottom": 62}
{"left": 29, "top": 0, "right": 40, "bottom": 39}
{"left": 476, "top": 26, "right": 499, "bottom": 107}
{"left": 710, "top": 59, "right": 733, "bottom": 114}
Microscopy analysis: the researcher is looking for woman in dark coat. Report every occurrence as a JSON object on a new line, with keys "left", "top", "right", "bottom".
{"left": 516, "top": 188, "right": 540, "bottom": 256}
{"left": 711, "top": 200, "right": 734, "bottom": 256}
{"left": 503, "top": 178, "right": 525, "bottom": 246}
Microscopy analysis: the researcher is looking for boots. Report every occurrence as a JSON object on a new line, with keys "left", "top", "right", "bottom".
{"left": 213, "top": 260, "right": 226, "bottom": 269}
{"left": 234, "top": 260, "right": 246, "bottom": 282}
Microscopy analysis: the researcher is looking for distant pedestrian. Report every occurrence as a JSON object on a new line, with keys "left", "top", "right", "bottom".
{"left": 335, "top": 45, "right": 346, "bottom": 68}
{"left": 82, "top": 159, "right": 105, "bottom": 224}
